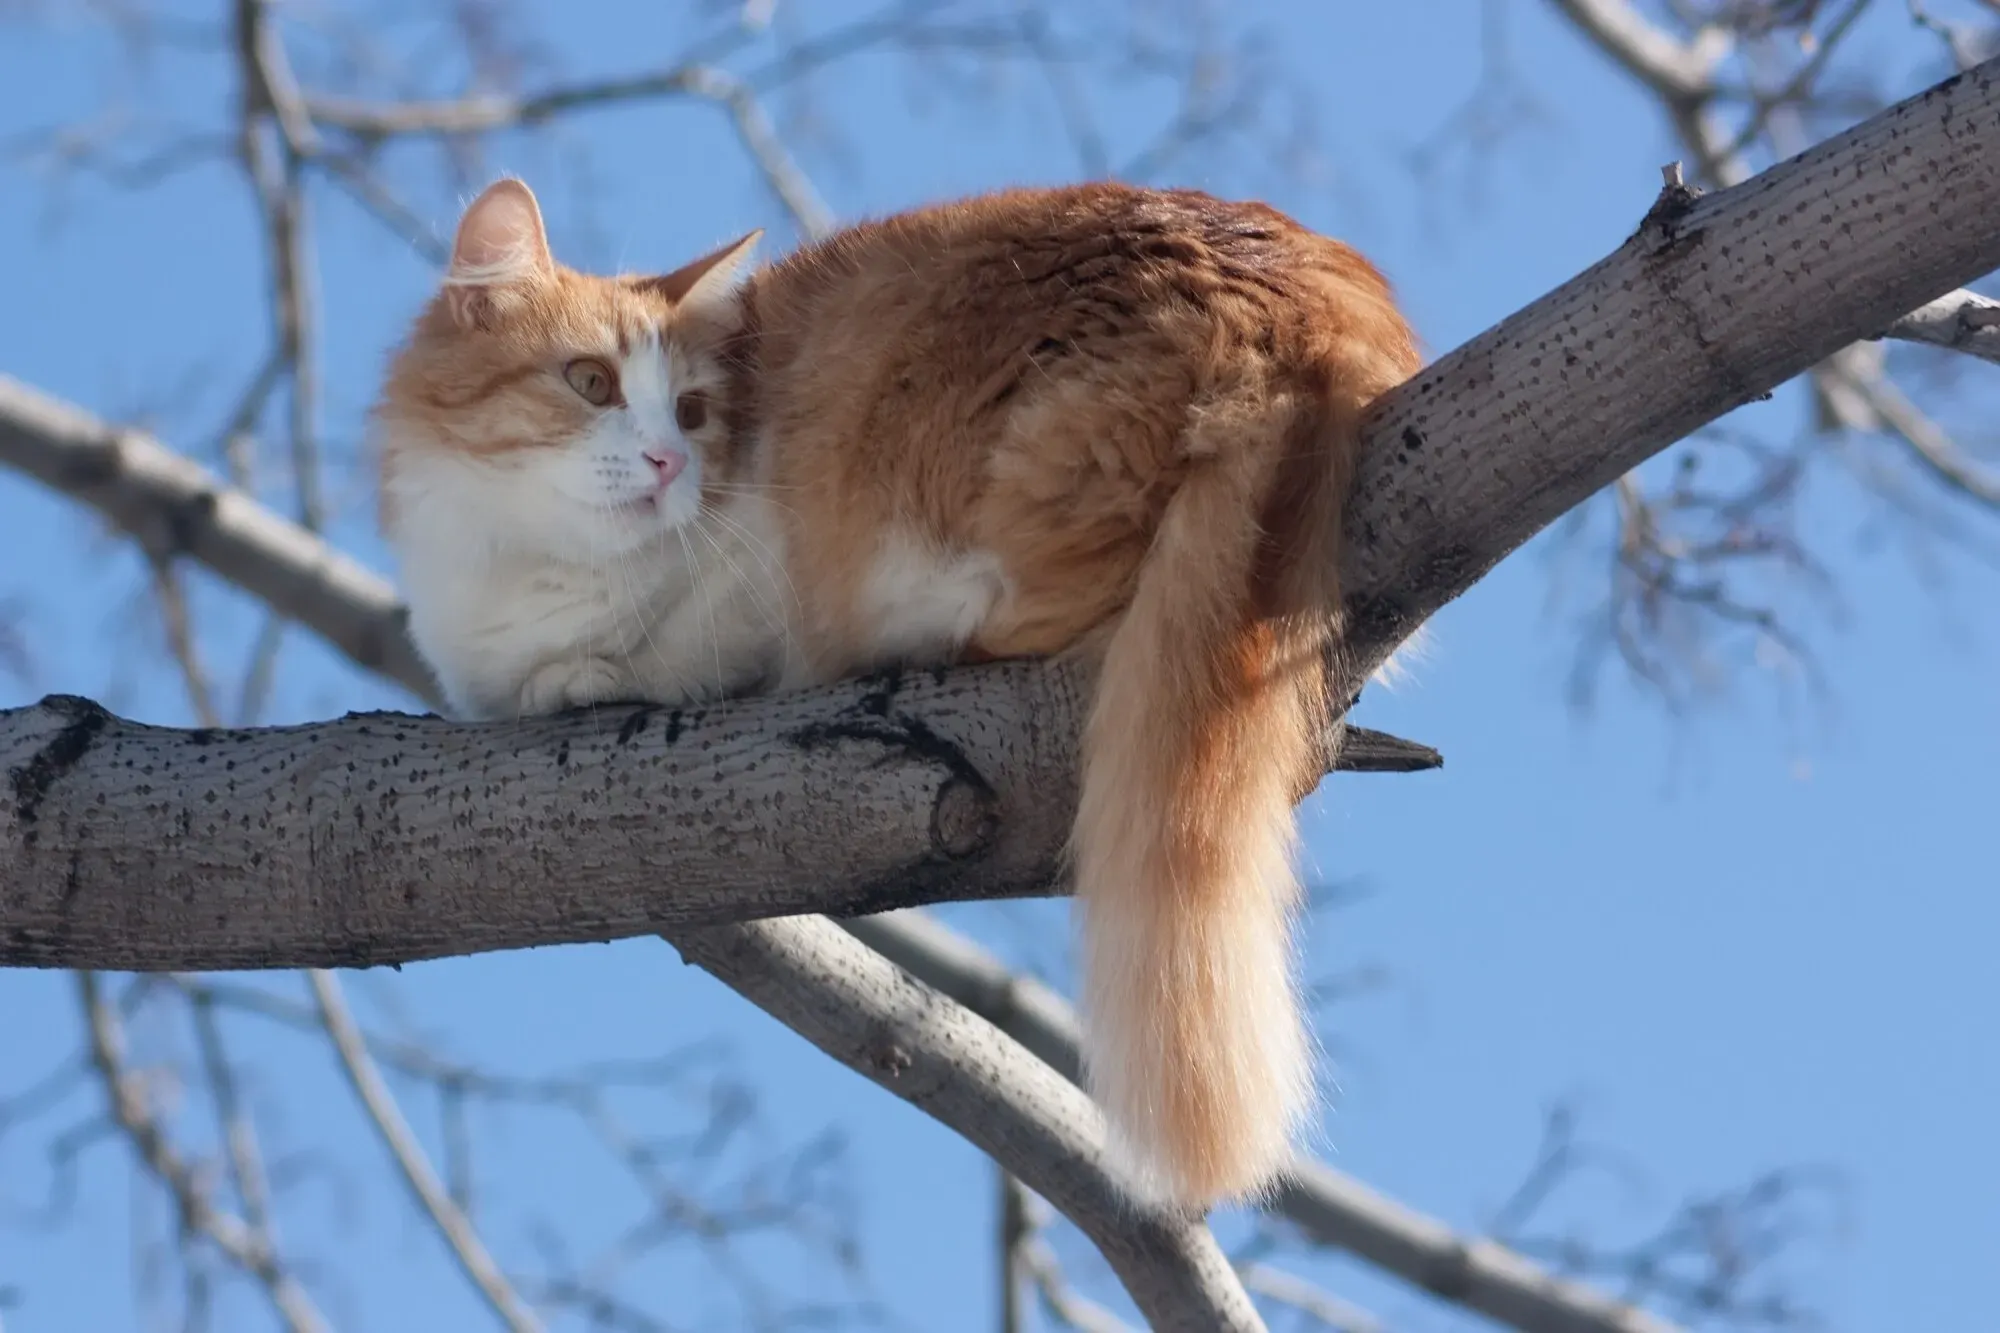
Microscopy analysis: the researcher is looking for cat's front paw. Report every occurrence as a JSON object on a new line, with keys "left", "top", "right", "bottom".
{"left": 518, "top": 657, "right": 631, "bottom": 715}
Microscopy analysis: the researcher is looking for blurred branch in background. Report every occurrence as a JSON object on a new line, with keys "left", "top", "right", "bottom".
{"left": 1487, "top": 1105, "right": 1845, "bottom": 1331}
{"left": 3, "top": 970, "right": 877, "bottom": 1330}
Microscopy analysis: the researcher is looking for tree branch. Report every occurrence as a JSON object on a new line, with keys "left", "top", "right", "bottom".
{"left": 1543, "top": 0, "right": 1732, "bottom": 101}
{"left": 840, "top": 911, "right": 1683, "bottom": 1333}
{"left": 305, "top": 969, "right": 543, "bottom": 1333}
{"left": 78, "top": 971, "right": 327, "bottom": 1332}
{"left": 1877, "top": 288, "right": 2000, "bottom": 365}
{"left": 0, "top": 376, "right": 438, "bottom": 702}
{"left": 9, "top": 54, "right": 2000, "bottom": 964}
{"left": 1330, "top": 54, "right": 2000, "bottom": 682}
{"left": 671, "top": 916, "right": 1261, "bottom": 1331}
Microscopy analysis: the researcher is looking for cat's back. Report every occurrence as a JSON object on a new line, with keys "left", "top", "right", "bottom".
{"left": 748, "top": 181, "right": 1394, "bottom": 378}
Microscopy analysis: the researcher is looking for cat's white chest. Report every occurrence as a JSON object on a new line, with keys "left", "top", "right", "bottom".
{"left": 399, "top": 500, "right": 794, "bottom": 718}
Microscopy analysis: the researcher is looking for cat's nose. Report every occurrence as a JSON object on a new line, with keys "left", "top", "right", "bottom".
{"left": 643, "top": 447, "right": 687, "bottom": 487}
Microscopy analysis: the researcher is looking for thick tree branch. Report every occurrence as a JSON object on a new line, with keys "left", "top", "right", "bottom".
{"left": 840, "top": 912, "right": 1683, "bottom": 1333}
{"left": 9, "top": 54, "right": 2000, "bottom": 966}
{"left": 674, "top": 917, "right": 1261, "bottom": 1331}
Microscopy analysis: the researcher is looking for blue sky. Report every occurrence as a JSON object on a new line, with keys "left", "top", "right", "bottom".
{"left": 2, "top": 2, "right": 1996, "bottom": 1330}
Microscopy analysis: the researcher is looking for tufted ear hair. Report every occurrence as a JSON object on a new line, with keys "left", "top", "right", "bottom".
{"left": 441, "top": 178, "right": 553, "bottom": 330}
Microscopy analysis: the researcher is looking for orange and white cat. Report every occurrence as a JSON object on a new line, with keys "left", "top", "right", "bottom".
{"left": 374, "top": 178, "right": 1420, "bottom": 1212}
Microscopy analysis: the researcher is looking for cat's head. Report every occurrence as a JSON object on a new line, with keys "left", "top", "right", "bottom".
{"left": 374, "top": 177, "right": 760, "bottom": 561}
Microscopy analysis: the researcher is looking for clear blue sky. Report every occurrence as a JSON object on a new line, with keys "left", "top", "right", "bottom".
{"left": 2, "top": 3, "right": 1995, "bottom": 1330}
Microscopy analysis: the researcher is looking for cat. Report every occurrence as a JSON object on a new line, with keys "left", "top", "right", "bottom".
{"left": 373, "top": 176, "right": 1420, "bottom": 1212}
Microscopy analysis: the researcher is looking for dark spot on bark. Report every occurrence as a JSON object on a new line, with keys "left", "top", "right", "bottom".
{"left": 1401, "top": 426, "right": 1424, "bottom": 453}
{"left": 8, "top": 695, "right": 110, "bottom": 840}
{"left": 856, "top": 668, "right": 903, "bottom": 716}
{"left": 162, "top": 490, "right": 219, "bottom": 556}
{"left": 616, "top": 707, "right": 657, "bottom": 744}
{"left": 60, "top": 443, "right": 121, "bottom": 488}
{"left": 869, "top": 1040, "right": 912, "bottom": 1078}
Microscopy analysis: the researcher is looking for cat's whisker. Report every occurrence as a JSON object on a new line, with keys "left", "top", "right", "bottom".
{"left": 675, "top": 519, "right": 725, "bottom": 700}
{"left": 600, "top": 500, "right": 673, "bottom": 704}
{"left": 688, "top": 515, "right": 773, "bottom": 649}
{"left": 699, "top": 505, "right": 799, "bottom": 640}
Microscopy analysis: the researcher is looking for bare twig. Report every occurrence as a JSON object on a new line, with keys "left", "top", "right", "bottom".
{"left": 1544, "top": 0, "right": 1733, "bottom": 100}
{"left": 305, "top": 969, "right": 543, "bottom": 1333}
{"left": 1817, "top": 354, "right": 2000, "bottom": 507}
{"left": 1238, "top": 1264, "right": 1380, "bottom": 1333}
{"left": 77, "top": 972, "right": 326, "bottom": 1333}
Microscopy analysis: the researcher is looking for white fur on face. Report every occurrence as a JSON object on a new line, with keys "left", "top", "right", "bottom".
{"left": 494, "top": 328, "right": 709, "bottom": 562}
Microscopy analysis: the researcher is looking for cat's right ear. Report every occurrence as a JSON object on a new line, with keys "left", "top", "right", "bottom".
{"left": 441, "top": 178, "right": 553, "bottom": 330}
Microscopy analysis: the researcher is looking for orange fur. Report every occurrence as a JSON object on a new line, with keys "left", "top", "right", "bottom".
{"left": 375, "top": 180, "right": 1420, "bottom": 1208}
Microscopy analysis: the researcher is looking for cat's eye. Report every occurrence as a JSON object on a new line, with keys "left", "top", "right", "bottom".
{"left": 564, "top": 358, "right": 618, "bottom": 406}
{"left": 675, "top": 391, "right": 709, "bottom": 433}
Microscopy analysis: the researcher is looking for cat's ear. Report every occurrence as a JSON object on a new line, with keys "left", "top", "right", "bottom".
{"left": 634, "top": 231, "right": 762, "bottom": 317}
{"left": 442, "top": 178, "right": 553, "bottom": 330}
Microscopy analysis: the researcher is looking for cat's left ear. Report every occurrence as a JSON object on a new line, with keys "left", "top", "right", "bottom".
{"left": 442, "top": 178, "right": 554, "bottom": 330}
{"left": 635, "top": 230, "right": 762, "bottom": 318}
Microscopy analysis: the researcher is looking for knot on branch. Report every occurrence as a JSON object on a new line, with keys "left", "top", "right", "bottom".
{"left": 1635, "top": 160, "right": 1707, "bottom": 250}
{"left": 788, "top": 674, "right": 1000, "bottom": 864}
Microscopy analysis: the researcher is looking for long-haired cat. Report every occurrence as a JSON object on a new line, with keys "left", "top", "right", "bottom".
{"left": 374, "top": 177, "right": 1420, "bottom": 1212}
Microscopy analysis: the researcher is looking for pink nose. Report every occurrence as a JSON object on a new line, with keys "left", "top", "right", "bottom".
{"left": 643, "top": 448, "right": 688, "bottom": 487}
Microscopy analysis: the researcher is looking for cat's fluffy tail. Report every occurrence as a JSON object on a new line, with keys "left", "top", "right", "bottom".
{"left": 1075, "top": 342, "right": 1411, "bottom": 1211}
